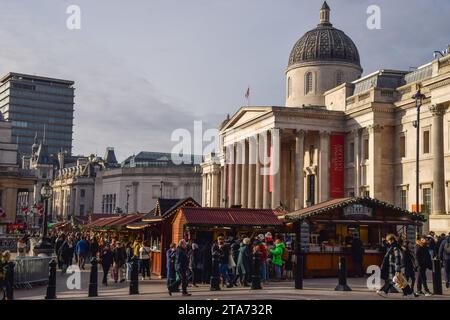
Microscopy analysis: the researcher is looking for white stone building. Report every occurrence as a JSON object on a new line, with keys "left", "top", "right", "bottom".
{"left": 93, "top": 152, "right": 202, "bottom": 214}
{"left": 201, "top": 2, "right": 450, "bottom": 233}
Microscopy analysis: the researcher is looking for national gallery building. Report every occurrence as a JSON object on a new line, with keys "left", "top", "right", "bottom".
{"left": 201, "top": 2, "right": 450, "bottom": 233}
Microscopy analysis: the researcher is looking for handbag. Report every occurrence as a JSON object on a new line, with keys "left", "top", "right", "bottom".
{"left": 393, "top": 272, "right": 408, "bottom": 289}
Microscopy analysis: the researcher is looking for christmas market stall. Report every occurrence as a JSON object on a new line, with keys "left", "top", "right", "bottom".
{"left": 126, "top": 197, "right": 201, "bottom": 277}
{"left": 283, "top": 197, "right": 426, "bottom": 277}
{"left": 171, "top": 207, "right": 284, "bottom": 245}
{"left": 83, "top": 214, "right": 144, "bottom": 242}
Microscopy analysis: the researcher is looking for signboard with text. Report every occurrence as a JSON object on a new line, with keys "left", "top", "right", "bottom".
{"left": 343, "top": 204, "right": 373, "bottom": 218}
{"left": 330, "top": 133, "right": 345, "bottom": 198}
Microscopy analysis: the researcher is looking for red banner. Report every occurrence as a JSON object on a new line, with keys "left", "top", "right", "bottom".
{"left": 330, "top": 133, "right": 345, "bottom": 198}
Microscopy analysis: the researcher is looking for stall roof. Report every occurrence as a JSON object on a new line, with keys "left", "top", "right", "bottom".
{"left": 284, "top": 197, "right": 426, "bottom": 222}
{"left": 84, "top": 214, "right": 143, "bottom": 229}
{"left": 142, "top": 197, "right": 201, "bottom": 221}
{"left": 179, "top": 207, "right": 283, "bottom": 226}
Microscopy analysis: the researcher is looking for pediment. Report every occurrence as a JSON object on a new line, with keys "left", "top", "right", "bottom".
{"left": 221, "top": 107, "right": 273, "bottom": 131}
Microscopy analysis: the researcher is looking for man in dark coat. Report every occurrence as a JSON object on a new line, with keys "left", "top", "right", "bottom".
{"left": 168, "top": 239, "right": 191, "bottom": 296}
{"left": 416, "top": 236, "right": 433, "bottom": 296}
{"left": 166, "top": 243, "right": 177, "bottom": 291}
{"left": 215, "top": 236, "right": 233, "bottom": 288}
{"left": 201, "top": 242, "right": 212, "bottom": 284}
{"left": 100, "top": 244, "right": 114, "bottom": 286}
{"left": 351, "top": 236, "right": 365, "bottom": 277}
{"left": 438, "top": 233, "right": 450, "bottom": 288}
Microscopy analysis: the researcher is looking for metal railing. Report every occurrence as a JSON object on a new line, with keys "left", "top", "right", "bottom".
{"left": 13, "top": 256, "right": 53, "bottom": 289}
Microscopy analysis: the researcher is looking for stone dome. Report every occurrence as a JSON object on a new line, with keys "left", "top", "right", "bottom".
{"left": 288, "top": 2, "right": 361, "bottom": 69}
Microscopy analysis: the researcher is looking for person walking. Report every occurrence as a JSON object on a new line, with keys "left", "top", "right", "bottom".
{"left": 215, "top": 236, "right": 233, "bottom": 288}
{"left": 59, "top": 235, "right": 75, "bottom": 274}
{"left": 166, "top": 243, "right": 177, "bottom": 291}
{"left": 90, "top": 236, "right": 99, "bottom": 259}
{"left": 75, "top": 236, "right": 89, "bottom": 270}
{"left": 125, "top": 242, "right": 134, "bottom": 281}
{"left": 112, "top": 241, "right": 127, "bottom": 283}
{"left": 402, "top": 240, "right": 418, "bottom": 294}
{"left": 377, "top": 234, "right": 415, "bottom": 298}
{"left": 269, "top": 238, "right": 285, "bottom": 281}
{"left": 438, "top": 232, "right": 450, "bottom": 288}
{"left": 415, "top": 236, "right": 433, "bottom": 296}
{"left": 188, "top": 242, "right": 200, "bottom": 287}
{"left": 237, "top": 238, "right": 252, "bottom": 286}
{"left": 351, "top": 236, "right": 365, "bottom": 277}
{"left": 54, "top": 233, "right": 65, "bottom": 270}
{"left": 168, "top": 239, "right": 191, "bottom": 296}
{"left": 139, "top": 241, "right": 151, "bottom": 280}
{"left": 99, "top": 244, "right": 114, "bottom": 286}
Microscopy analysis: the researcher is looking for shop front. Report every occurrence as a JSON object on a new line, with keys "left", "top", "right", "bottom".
{"left": 284, "top": 197, "right": 425, "bottom": 277}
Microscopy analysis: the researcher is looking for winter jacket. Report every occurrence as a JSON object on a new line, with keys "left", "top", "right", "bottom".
{"left": 380, "top": 242, "right": 402, "bottom": 281}
{"left": 237, "top": 244, "right": 251, "bottom": 274}
{"left": 416, "top": 243, "right": 433, "bottom": 270}
{"left": 59, "top": 240, "right": 74, "bottom": 262}
{"left": 175, "top": 246, "right": 189, "bottom": 273}
{"left": 112, "top": 246, "right": 127, "bottom": 266}
{"left": 439, "top": 237, "right": 450, "bottom": 261}
{"left": 100, "top": 248, "right": 114, "bottom": 267}
{"left": 270, "top": 242, "right": 286, "bottom": 267}
{"left": 75, "top": 239, "right": 89, "bottom": 256}
{"left": 351, "top": 238, "right": 365, "bottom": 262}
{"left": 402, "top": 248, "right": 417, "bottom": 278}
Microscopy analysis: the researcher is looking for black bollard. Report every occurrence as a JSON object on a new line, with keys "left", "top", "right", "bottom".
{"left": 295, "top": 255, "right": 303, "bottom": 289}
{"left": 251, "top": 250, "right": 262, "bottom": 290}
{"left": 45, "top": 259, "right": 57, "bottom": 300}
{"left": 88, "top": 257, "right": 98, "bottom": 297}
{"left": 335, "top": 256, "right": 352, "bottom": 291}
{"left": 129, "top": 256, "right": 139, "bottom": 295}
{"left": 432, "top": 258, "right": 443, "bottom": 295}
{"left": 210, "top": 249, "right": 221, "bottom": 291}
{"left": 5, "top": 261, "right": 15, "bottom": 300}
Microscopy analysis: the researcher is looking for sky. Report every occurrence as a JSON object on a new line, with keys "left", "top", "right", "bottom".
{"left": 0, "top": 0, "right": 449, "bottom": 161}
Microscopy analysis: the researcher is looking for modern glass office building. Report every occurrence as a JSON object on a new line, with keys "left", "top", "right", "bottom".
{"left": 0, "top": 72, "right": 74, "bottom": 156}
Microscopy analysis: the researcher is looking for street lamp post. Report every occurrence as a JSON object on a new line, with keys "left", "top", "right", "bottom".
{"left": 412, "top": 89, "right": 426, "bottom": 232}
{"left": 34, "top": 180, "right": 54, "bottom": 255}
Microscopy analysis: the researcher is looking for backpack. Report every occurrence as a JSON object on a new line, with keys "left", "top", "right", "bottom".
{"left": 281, "top": 246, "right": 289, "bottom": 261}
{"left": 445, "top": 242, "right": 450, "bottom": 255}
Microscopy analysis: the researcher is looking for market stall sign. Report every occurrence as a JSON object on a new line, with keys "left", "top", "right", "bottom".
{"left": 300, "top": 222, "right": 310, "bottom": 253}
{"left": 343, "top": 204, "right": 373, "bottom": 218}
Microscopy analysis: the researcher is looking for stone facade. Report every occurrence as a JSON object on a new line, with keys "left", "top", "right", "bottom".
{"left": 201, "top": 3, "right": 450, "bottom": 234}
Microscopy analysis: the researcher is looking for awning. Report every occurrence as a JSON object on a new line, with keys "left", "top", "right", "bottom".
{"left": 84, "top": 214, "right": 143, "bottom": 229}
{"left": 180, "top": 207, "right": 283, "bottom": 227}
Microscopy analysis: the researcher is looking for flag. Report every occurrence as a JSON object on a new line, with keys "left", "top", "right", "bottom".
{"left": 244, "top": 86, "right": 250, "bottom": 99}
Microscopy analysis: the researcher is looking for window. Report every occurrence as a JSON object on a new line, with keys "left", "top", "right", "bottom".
{"left": 423, "top": 130, "right": 430, "bottom": 154}
{"left": 363, "top": 190, "right": 370, "bottom": 198}
{"left": 399, "top": 135, "right": 406, "bottom": 158}
{"left": 400, "top": 189, "right": 407, "bottom": 210}
{"left": 305, "top": 72, "right": 313, "bottom": 94}
{"left": 349, "top": 142, "right": 355, "bottom": 163}
{"left": 287, "top": 77, "right": 292, "bottom": 98}
{"left": 102, "top": 194, "right": 116, "bottom": 213}
{"left": 79, "top": 205, "right": 85, "bottom": 216}
{"left": 336, "top": 70, "right": 344, "bottom": 86}
{"left": 80, "top": 189, "right": 85, "bottom": 198}
{"left": 363, "top": 138, "right": 369, "bottom": 160}
{"left": 423, "top": 188, "right": 431, "bottom": 214}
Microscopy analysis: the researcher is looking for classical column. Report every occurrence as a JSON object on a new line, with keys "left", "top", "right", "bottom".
{"left": 430, "top": 104, "right": 447, "bottom": 215}
{"left": 353, "top": 129, "right": 361, "bottom": 197}
{"left": 241, "top": 139, "right": 249, "bottom": 208}
{"left": 271, "top": 128, "right": 281, "bottom": 209}
{"left": 220, "top": 165, "right": 225, "bottom": 207}
{"left": 228, "top": 145, "right": 235, "bottom": 206}
{"left": 262, "top": 131, "right": 271, "bottom": 209}
{"left": 255, "top": 134, "right": 263, "bottom": 209}
{"left": 294, "top": 129, "right": 305, "bottom": 210}
{"left": 211, "top": 170, "right": 220, "bottom": 207}
{"left": 368, "top": 125, "right": 383, "bottom": 199}
{"left": 319, "top": 131, "right": 330, "bottom": 202}
{"left": 234, "top": 141, "right": 242, "bottom": 206}
{"left": 248, "top": 136, "right": 257, "bottom": 208}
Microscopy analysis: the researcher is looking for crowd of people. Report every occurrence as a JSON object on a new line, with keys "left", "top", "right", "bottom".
{"left": 165, "top": 232, "right": 294, "bottom": 296}
{"left": 377, "top": 231, "right": 450, "bottom": 298}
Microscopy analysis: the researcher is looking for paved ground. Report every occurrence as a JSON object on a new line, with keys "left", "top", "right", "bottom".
{"left": 12, "top": 266, "right": 450, "bottom": 300}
